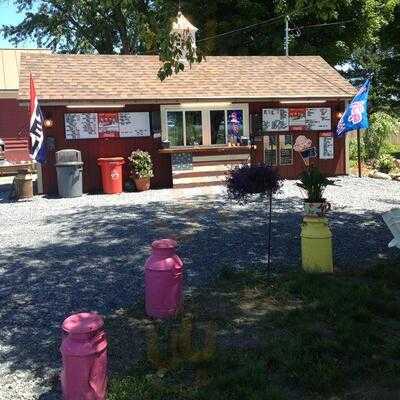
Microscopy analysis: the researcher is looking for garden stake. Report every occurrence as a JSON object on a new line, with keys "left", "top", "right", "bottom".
{"left": 267, "top": 191, "right": 272, "bottom": 280}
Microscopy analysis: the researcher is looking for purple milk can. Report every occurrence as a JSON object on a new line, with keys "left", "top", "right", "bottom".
{"left": 60, "top": 312, "right": 108, "bottom": 400}
{"left": 145, "top": 239, "right": 184, "bottom": 318}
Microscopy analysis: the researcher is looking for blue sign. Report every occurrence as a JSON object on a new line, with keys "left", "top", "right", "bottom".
{"left": 336, "top": 79, "right": 371, "bottom": 137}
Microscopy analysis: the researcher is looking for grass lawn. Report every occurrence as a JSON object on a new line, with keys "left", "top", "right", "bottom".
{"left": 107, "top": 263, "right": 400, "bottom": 400}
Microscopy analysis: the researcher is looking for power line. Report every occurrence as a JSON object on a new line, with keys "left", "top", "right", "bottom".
{"left": 197, "top": 4, "right": 316, "bottom": 44}
{"left": 293, "top": 19, "right": 355, "bottom": 31}
{"left": 197, "top": 15, "right": 284, "bottom": 43}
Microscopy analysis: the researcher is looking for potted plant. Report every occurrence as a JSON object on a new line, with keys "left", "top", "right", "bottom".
{"left": 297, "top": 166, "right": 335, "bottom": 217}
{"left": 128, "top": 150, "right": 154, "bottom": 191}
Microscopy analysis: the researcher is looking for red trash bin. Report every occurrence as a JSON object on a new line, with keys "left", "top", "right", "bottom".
{"left": 97, "top": 157, "right": 125, "bottom": 194}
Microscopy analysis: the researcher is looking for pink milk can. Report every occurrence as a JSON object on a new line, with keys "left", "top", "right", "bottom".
{"left": 145, "top": 239, "right": 184, "bottom": 318}
{"left": 60, "top": 312, "right": 108, "bottom": 400}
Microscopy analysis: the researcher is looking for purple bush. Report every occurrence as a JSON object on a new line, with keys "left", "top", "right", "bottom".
{"left": 226, "top": 163, "right": 283, "bottom": 204}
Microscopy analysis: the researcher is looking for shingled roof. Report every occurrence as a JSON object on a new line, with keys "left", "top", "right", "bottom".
{"left": 18, "top": 53, "right": 355, "bottom": 104}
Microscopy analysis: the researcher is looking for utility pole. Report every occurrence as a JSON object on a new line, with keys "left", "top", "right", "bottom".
{"left": 284, "top": 15, "right": 289, "bottom": 56}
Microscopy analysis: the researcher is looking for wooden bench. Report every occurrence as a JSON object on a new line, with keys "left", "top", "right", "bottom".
{"left": 383, "top": 209, "right": 400, "bottom": 249}
{"left": 0, "top": 163, "right": 36, "bottom": 177}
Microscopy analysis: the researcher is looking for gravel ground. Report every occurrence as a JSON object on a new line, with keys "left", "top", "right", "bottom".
{"left": 0, "top": 175, "right": 399, "bottom": 399}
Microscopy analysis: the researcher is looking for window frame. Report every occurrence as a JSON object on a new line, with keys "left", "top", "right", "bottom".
{"left": 264, "top": 133, "right": 294, "bottom": 166}
{"left": 278, "top": 134, "right": 294, "bottom": 166}
{"left": 161, "top": 104, "right": 249, "bottom": 147}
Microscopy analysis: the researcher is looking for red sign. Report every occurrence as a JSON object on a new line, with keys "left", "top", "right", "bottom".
{"left": 98, "top": 113, "right": 120, "bottom": 138}
{"left": 289, "top": 108, "right": 306, "bottom": 131}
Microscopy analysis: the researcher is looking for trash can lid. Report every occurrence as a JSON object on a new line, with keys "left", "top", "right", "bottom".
{"left": 62, "top": 312, "right": 104, "bottom": 334}
{"left": 55, "top": 161, "right": 83, "bottom": 167}
{"left": 97, "top": 157, "right": 125, "bottom": 162}
{"left": 151, "top": 238, "right": 177, "bottom": 250}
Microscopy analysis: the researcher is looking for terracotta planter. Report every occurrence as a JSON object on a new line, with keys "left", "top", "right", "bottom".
{"left": 304, "top": 200, "right": 331, "bottom": 217}
{"left": 133, "top": 177, "right": 151, "bottom": 192}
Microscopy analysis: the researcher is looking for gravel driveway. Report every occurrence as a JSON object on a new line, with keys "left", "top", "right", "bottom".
{"left": 0, "top": 176, "right": 399, "bottom": 399}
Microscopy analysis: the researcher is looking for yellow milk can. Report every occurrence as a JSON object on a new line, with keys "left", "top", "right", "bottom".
{"left": 301, "top": 216, "right": 333, "bottom": 273}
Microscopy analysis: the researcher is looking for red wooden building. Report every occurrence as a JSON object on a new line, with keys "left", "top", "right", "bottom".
{"left": 17, "top": 51, "right": 355, "bottom": 194}
{"left": 0, "top": 48, "right": 51, "bottom": 164}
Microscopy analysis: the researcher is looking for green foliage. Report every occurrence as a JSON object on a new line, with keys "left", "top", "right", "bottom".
{"left": 128, "top": 150, "right": 154, "bottom": 178}
{"left": 376, "top": 153, "right": 396, "bottom": 173}
{"left": 364, "top": 111, "right": 400, "bottom": 161}
{"left": 158, "top": 30, "right": 203, "bottom": 81}
{"left": 349, "top": 136, "right": 366, "bottom": 162}
{"left": 2, "top": 0, "right": 400, "bottom": 87}
{"left": 297, "top": 166, "right": 335, "bottom": 202}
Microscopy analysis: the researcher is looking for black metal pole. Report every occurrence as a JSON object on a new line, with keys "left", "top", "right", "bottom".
{"left": 267, "top": 191, "right": 272, "bottom": 280}
{"left": 357, "top": 129, "right": 362, "bottom": 178}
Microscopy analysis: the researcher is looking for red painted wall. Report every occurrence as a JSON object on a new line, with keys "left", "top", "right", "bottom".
{"left": 249, "top": 101, "right": 346, "bottom": 178}
{"left": 41, "top": 104, "right": 172, "bottom": 194}
{"left": 0, "top": 98, "right": 30, "bottom": 163}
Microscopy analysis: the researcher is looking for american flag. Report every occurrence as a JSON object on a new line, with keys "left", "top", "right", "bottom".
{"left": 29, "top": 74, "right": 46, "bottom": 163}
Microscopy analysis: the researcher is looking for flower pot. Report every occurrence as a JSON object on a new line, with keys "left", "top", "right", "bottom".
{"left": 133, "top": 177, "right": 151, "bottom": 192}
{"left": 304, "top": 201, "right": 331, "bottom": 217}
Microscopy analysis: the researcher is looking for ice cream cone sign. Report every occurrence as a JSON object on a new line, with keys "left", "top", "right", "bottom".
{"left": 294, "top": 135, "right": 316, "bottom": 166}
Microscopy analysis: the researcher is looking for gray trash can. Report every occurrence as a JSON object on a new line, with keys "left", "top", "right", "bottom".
{"left": 55, "top": 149, "right": 83, "bottom": 198}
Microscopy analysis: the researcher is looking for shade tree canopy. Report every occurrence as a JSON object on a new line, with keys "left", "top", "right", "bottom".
{"left": 2, "top": 0, "right": 400, "bottom": 108}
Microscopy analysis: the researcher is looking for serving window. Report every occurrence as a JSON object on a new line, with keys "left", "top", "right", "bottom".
{"left": 161, "top": 104, "right": 249, "bottom": 147}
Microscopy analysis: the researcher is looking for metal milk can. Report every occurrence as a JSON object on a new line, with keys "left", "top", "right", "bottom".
{"left": 60, "top": 312, "right": 108, "bottom": 400}
{"left": 145, "top": 239, "right": 183, "bottom": 318}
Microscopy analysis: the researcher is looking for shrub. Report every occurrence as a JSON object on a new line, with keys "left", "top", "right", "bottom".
{"left": 349, "top": 136, "right": 366, "bottom": 162}
{"left": 128, "top": 150, "right": 154, "bottom": 178}
{"left": 364, "top": 112, "right": 400, "bottom": 161}
{"left": 376, "top": 154, "right": 395, "bottom": 174}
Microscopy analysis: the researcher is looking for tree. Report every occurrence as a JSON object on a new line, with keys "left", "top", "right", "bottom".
{"left": 2, "top": 0, "right": 399, "bottom": 84}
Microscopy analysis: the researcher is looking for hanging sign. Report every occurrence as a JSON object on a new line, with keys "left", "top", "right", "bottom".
{"left": 65, "top": 113, "right": 98, "bottom": 139}
{"left": 98, "top": 112, "right": 120, "bottom": 138}
{"left": 306, "top": 108, "right": 331, "bottom": 130}
{"left": 119, "top": 112, "right": 151, "bottom": 137}
{"left": 319, "top": 132, "right": 334, "bottom": 159}
{"left": 262, "top": 108, "right": 289, "bottom": 132}
{"left": 294, "top": 135, "right": 316, "bottom": 165}
{"left": 289, "top": 108, "right": 306, "bottom": 131}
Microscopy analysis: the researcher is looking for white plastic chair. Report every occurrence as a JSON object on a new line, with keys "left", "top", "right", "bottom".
{"left": 383, "top": 208, "right": 400, "bottom": 249}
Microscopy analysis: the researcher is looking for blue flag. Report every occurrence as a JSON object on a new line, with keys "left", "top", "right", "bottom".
{"left": 336, "top": 79, "right": 371, "bottom": 137}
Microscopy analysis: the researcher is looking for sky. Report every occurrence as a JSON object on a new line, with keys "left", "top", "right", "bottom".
{"left": 0, "top": 1, "right": 37, "bottom": 48}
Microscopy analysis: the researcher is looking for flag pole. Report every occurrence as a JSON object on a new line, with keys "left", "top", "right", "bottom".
{"left": 357, "top": 129, "right": 362, "bottom": 178}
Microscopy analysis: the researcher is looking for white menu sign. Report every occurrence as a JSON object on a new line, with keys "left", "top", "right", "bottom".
{"left": 319, "top": 132, "right": 334, "bottom": 159}
{"left": 262, "top": 108, "right": 289, "bottom": 131}
{"left": 306, "top": 108, "right": 331, "bottom": 130}
{"left": 119, "top": 112, "right": 151, "bottom": 137}
{"left": 65, "top": 113, "right": 98, "bottom": 139}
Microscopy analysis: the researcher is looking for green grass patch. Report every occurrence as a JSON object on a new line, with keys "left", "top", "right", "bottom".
{"left": 108, "top": 263, "right": 400, "bottom": 399}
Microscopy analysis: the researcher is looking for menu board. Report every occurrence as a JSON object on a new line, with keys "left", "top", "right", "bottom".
{"left": 262, "top": 107, "right": 332, "bottom": 132}
{"left": 306, "top": 108, "right": 331, "bottom": 130}
{"left": 65, "top": 112, "right": 151, "bottom": 139}
{"left": 65, "top": 113, "right": 98, "bottom": 139}
{"left": 98, "top": 113, "right": 120, "bottom": 138}
{"left": 289, "top": 108, "right": 306, "bottom": 131}
{"left": 262, "top": 108, "right": 289, "bottom": 131}
{"left": 119, "top": 112, "right": 151, "bottom": 137}
{"left": 319, "top": 132, "right": 334, "bottom": 159}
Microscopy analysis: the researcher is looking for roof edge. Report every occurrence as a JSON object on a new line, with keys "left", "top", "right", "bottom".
{"left": 18, "top": 95, "right": 352, "bottom": 106}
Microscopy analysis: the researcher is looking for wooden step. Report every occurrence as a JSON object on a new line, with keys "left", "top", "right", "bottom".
{"left": 173, "top": 169, "right": 228, "bottom": 179}
{"left": 173, "top": 180, "right": 225, "bottom": 189}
